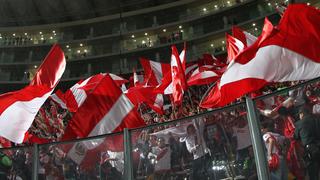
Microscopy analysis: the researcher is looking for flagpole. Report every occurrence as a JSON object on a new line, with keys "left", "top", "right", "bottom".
{"left": 245, "top": 96, "right": 270, "bottom": 180}
{"left": 171, "top": 101, "right": 176, "bottom": 119}
{"left": 170, "top": 95, "right": 176, "bottom": 119}
{"left": 187, "top": 89, "right": 195, "bottom": 110}
{"left": 199, "top": 82, "right": 216, "bottom": 106}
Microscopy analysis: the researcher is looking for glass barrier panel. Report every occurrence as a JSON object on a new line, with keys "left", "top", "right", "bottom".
{"left": 253, "top": 79, "right": 320, "bottom": 180}
{"left": 131, "top": 104, "right": 257, "bottom": 180}
{"left": 38, "top": 133, "right": 124, "bottom": 180}
{"left": 0, "top": 146, "right": 33, "bottom": 180}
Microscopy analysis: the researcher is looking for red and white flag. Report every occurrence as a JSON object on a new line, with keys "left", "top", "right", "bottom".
{"left": 156, "top": 45, "right": 194, "bottom": 95}
{"left": 109, "top": 73, "right": 129, "bottom": 86}
{"left": 185, "top": 63, "right": 198, "bottom": 79}
{"left": 125, "top": 86, "right": 164, "bottom": 114}
{"left": 0, "top": 137, "right": 11, "bottom": 148}
{"left": 51, "top": 73, "right": 128, "bottom": 112}
{"left": 179, "top": 42, "right": 187, "bottom": 71}
{"left": 50, "top": 89, "right": 67, "bottom": 109}
{"left": 140, "top": 42, "right": 186, "bottom": 88}
{"left": 0, "top": 45, "right": 66, "bottom": 143}
{"left": 199, "top": 54, "right": 226, "bottom": 67}
{"left": 232, "top": 26, "right": 257, "bottom": 48}
{"left": 226, "top": 33, "right": 245, "bottom": 64}
{"left": 187, "top": 66, "right": 220, "bottom": 86}
{"left": 62, "top": 74, "right": 145, "bottom": 166}
{"left": 171, "top": 45, "right": 187, "bottom": 105}
{"left": 201, "top": 4, "right": 320, "bottom": 108}
{"left": 133, "top": 69, "right": 145, "bottom": 87}
{"left": 156, "top": 65, "right": 197, "bottom": 95}
{"left": 140, "top": 57, "right": 170, "bottom": 86}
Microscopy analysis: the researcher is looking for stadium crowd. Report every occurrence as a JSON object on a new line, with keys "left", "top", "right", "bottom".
{"left": 1, "top": 3, "right": 320, "bottom": 180}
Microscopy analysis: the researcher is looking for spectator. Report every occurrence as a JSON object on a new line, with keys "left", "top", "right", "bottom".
{"left": 242, "top": 146, "right": 257, "bottom": 180}
{"left": 261, "top": 122, "right": 288, "bottom": 180}
{"left": 152, "top": 137, "right": 171, "bottom": 180}
{"left": 294, "top": 106, "right": 320, "bottom": 180}
{"left": 180, "top": 123, "right": 210, "bottom": 180}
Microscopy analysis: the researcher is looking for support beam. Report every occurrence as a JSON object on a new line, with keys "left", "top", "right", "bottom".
{"left": 245, "top": 96, "right": 270, "bottom": 180}
{"left": 124, "top": 128, "right": 134, "bottom": 180}
{"left": 32, "top": 144, "right": 39, "bottom": 180}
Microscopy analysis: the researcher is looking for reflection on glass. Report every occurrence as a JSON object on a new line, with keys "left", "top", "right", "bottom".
{"left": 256, "top": 80, "right": 320, "bottom": 179}
{"left": 36, "top": 134, "right": 124, "bottom": 179}
{"left": 0, "top": 147, "right": 33, "bottom": 179}
{"left": 131, "top": 104, "right": 256, "bottom": 179}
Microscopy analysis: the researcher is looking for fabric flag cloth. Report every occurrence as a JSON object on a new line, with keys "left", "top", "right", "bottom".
{"left": 187, "top": 66, "right": 220, "bottom": 86}
{"left": 156, "top": 64, "right": 197, "bottom": 95}
{"left": 201, "top": 4, "right": 320, "bottom": 108}
{"left": 0, "top": 137, "right": 11, "bottom": 148}
{"left": 133, "top": 69, "right": 145, "bottom": 87}
{"left": 179, "top": 42, "right": 187, "bottom": 71}
{"left": 25, "top": 133, "right": 51, "bottom": 144}
{"left": 199, "top": 54, "right": 226, "bottom": 67}
{"left": 51, "top": 73, "right": 128, "bottom": 112}
{"left": 125, "top": 86, "right": 164, "bottom": 114}
{"left": 109, "top": 73, "right": 129, "bottom": 86}
{"left": 62, "top": 74, "right": 145, "bottom": 168}
{"left": 0, "top": 44, "right": 66, "bottom": 143}
{"left": 170, "top": 45, "right": 187, "bottom": 105}
{"left": 156, "top": 45, "right": 193, "bottom": 95}
{"left": 50, "top": 90, "right": 67, "bottom": 109}
{"left": 226, "top": 33, "right": 245, "bottom": 64}
{"left": 232, "top": 26, "right": 257, "bottom": 48}
{"left": 139, "top": 57, "right": 170, "bottom": 86}
{"left": 184, "top": 63, "right": 198, "bottom": 79}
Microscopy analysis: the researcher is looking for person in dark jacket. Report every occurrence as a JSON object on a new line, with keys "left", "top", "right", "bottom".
{"left": 294, "top": 106, "right": 320, "bottom": 180}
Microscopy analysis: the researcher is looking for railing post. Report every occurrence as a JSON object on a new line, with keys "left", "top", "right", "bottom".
{"left": 32, "top": 144, "right": 39, "bottom": 180}
{"left": 245, "top": 97, "right": 270, "bottom": 180}
{"left": 124, "top": 128, "right": 133, "bottom": 180}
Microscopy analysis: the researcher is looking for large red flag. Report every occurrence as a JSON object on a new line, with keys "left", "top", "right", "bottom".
{"left": 0, "top": 44, "right": 66, "bottom": 143}
{"left": 139, "top": 57, "right": 170, "bottom": 86}
{"left": 62, "top": 74, "right": 145, "bottom": 167}
{"left": 201, "top": 4, "right": 320, "bottom": 108}
{"left": 156, "top": 45, "right": 192, "bottom": 96}
{"left": 125, "top": 86, "right": 164, "bottom": 114}
{"left": 51, "top": 73, "right": 128, "bottom": 112}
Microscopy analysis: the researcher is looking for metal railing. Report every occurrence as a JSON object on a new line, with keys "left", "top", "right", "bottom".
{"left": 1, "top": 77, "right": 319, "bottom": 180}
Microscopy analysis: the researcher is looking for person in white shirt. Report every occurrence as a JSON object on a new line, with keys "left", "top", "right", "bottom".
{"left": 182, "top": 123, "right": 210, "bottom": 180}
{"left": 233, "top": 120, "right": 252, "bottom": 170}
{"left": 261, "top": 122, "right": 288, "bottom": 180}
{"left": 151, "top": 137, "right": 171, "bottom": 180}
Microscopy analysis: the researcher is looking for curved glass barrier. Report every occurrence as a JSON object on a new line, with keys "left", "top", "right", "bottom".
{"left": 0, "top": 77, "right": 320, "bottom": 179}
{"left": 37, "top": 133, "right": 124, "bottom": 180}
{"left": 130, "top": 103, "right": 256, "bottom": 180}
{"left": 253, "top": 78, "right": 320, "bottom": 180}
